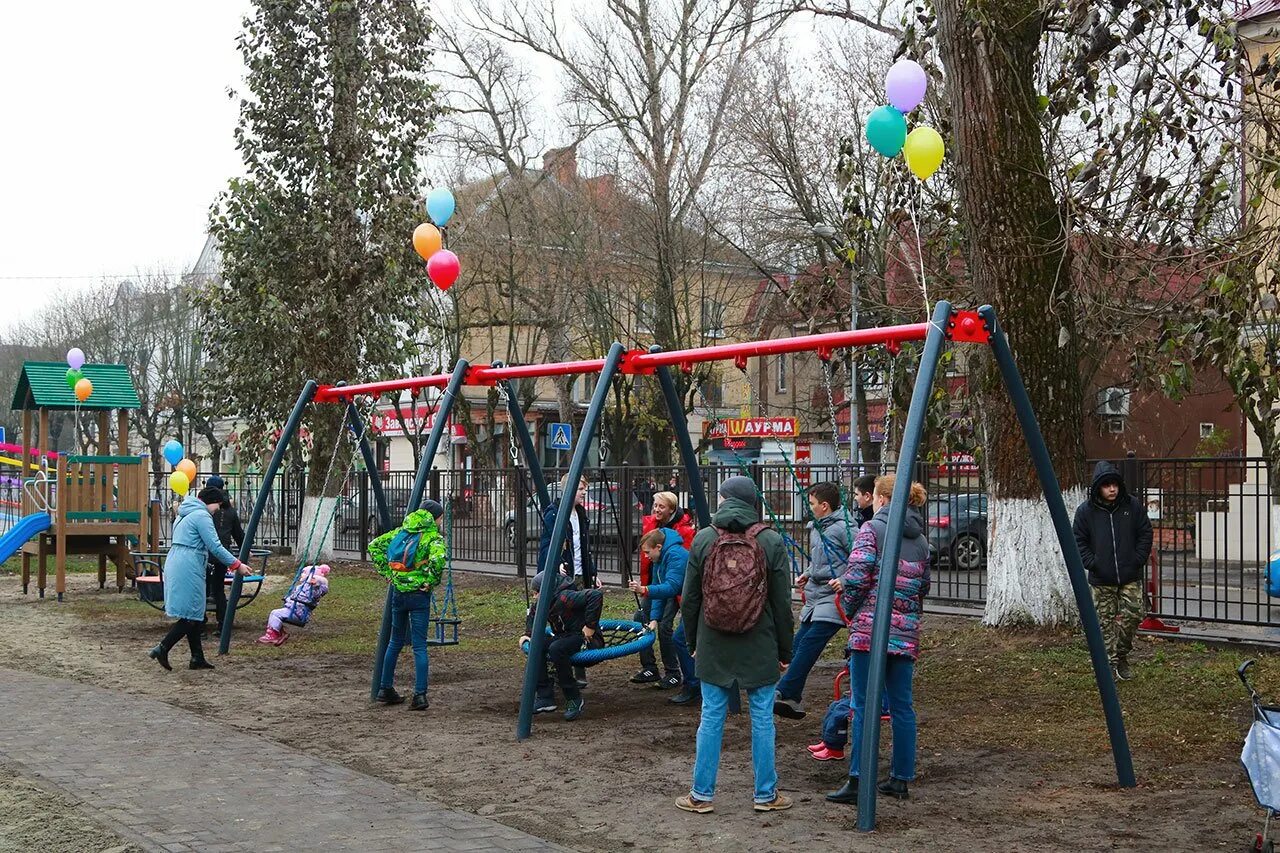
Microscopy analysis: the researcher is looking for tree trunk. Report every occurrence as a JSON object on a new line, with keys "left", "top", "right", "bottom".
{"left": 936, "top": 1, "right": 1086, "bottom": 626}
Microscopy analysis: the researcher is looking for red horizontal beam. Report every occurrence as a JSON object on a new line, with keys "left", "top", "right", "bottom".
{"left": 626, "top": 322, "right": 931, "bottom": 371}
{"left": 314, "top": 321, "right": 937, "bottom": 403}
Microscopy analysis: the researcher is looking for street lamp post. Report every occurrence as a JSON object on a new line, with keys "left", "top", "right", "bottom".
{"left": 812, "top": 223, "right": 861, "bottom": 467}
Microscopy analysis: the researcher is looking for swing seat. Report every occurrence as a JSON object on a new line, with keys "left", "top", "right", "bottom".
{"left": 520, "top": 619, "right": 654, "bottom": 667}
{"left": 129, "top": 549, "right": 272, "bottom": 612}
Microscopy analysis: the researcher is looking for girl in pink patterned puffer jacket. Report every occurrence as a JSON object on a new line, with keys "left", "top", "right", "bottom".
{"left": 826, "top": 476, "right": 930, "bottom": 805}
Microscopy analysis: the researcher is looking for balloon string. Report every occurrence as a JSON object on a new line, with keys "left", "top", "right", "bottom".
{"left": 907, "top": 182, "right": 931, "bottom": 317}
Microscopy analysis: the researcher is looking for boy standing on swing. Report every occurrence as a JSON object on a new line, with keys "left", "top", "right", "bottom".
{"left": 371, "top": 500, "right": 447, "bottom": 711}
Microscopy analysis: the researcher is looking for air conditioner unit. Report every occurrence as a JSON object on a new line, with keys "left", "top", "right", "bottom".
{"left": 1096, "top": 387, "right": 1130, "bottom": 418}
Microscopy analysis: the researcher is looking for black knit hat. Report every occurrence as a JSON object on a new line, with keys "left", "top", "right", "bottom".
{"left": 196, "top": 487, "right": 226, "bottom": 505}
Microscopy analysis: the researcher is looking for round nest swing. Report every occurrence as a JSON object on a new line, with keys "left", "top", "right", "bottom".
{"left": 520, "top": 619, "right": 655, "bottom": 667}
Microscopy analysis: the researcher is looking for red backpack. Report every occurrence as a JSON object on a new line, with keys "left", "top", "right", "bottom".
{"left": 701, "top": 522, "right": 770, "bottom": 634}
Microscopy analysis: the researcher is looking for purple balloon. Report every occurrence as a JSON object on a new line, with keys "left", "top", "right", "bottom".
{"left": 886, "top": 59, "right": 927, "bottom": 113}
{"left": 66, "top": 347, "right": 85, "bottom": 371}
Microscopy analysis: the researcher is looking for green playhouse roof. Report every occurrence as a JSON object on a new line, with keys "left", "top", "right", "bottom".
{"left": 11, "top": 362, "right": 141, "bottom": 411}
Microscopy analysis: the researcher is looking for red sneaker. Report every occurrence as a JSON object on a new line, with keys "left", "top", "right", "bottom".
{"left": 811, "top": 746, "right": 845, "bottom": 762}
{"left": 273, "top": 630, "right": 289, "bottom": 646}
{"left": 256, "top": 628, "right": 281, "bottom": 645}
{"left": 807, "top": 742, "right": 827, "bottom": 754}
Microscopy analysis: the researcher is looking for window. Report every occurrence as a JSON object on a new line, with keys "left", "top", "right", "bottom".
{"left": 701, "top": 299, "right": 726, "bottom": 339}
{"left": 636, "top": 297, "right": 657, "bottom": 335}
{"left": 699, "top": 377, "right": 724, "bottom": 406}
{"left": 775, "top": 353, "right": 788, "bottom": 394}
{"left": 1199, "top": 422, "right": 1216, "bottom": 439}
{"left": 572, "top": 373, "right": 598, "bottom": 403}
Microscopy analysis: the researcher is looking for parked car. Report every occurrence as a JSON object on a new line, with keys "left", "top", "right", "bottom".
{"left": 926, "top": 493, "right": 988, "bottom": 571}
{"left": 339, "top": 486, "right": 472, "bottom": 536}
{"left": 502, "top": 481, "right": 644, "bottom": 549}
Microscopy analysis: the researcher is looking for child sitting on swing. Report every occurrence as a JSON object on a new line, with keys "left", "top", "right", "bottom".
{"left": 257, "top": 564, "right": 331, "bottom": 646}
{"left": 520, "top": 567, "right": 604, "bottom": 722}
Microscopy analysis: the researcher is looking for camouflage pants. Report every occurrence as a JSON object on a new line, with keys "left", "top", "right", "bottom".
{"left": 1091, "top": 582, "right": 1144, "bottom": 661}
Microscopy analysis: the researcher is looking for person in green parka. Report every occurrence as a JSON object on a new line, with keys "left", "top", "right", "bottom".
{"left": 370, "top": 501, "right": 447, "bottom": 711}
{"left": 676, "top": 476, "right": 794, "bottom": 815}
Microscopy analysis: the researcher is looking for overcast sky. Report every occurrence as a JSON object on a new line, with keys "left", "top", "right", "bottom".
{"left": 0, "top": 3, "right": 836, "bottom": 332}
{"left": 0, "top": 2, "right": 252, "bottom": 328}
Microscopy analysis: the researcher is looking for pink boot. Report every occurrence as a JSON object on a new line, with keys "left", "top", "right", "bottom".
{"left": 274, "top": 629, "right": 289, "bottom": 646}
{"left": 257, "top": 627, "right": 282, "bottom": 645}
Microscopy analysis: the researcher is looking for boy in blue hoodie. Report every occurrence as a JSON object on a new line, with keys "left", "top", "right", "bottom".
{"left": 630, "top": 527, "right": 689, "bottom": 688}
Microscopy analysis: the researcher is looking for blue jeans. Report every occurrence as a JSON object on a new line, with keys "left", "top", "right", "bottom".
{"left": 775, "top": 618, "right": 842, "bottom": 701}
{"left": 381, "top": 589, "right": 430, "bottom": 695}
{"left": 672, "top": 621, "right": 698, "bottom": 688}
{"left": 691, "top": 682, "right": 778, "bottom": 803}
{"left": 847, "top": 652, "right": 916, "bottom": 781}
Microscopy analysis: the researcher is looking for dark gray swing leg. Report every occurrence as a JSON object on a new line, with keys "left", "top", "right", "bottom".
{"left": 502, "top": 376, "right": 550, "bottom": 511}
{"left": 220, "top": 380, "right": 317, "bottom": 655}
{"left": 371, "top": 360, "right": 469, "bottom": 701}
{"left": 350, "top": 400, "right": 395, "bottom": 703}
{"left": 979, "top": 304, "right": 1136, "bottom": 789}
{"left": 653, "top": 352, "right": 736, "bottom": 711}
{"left": 517, "top": 343, "right": 625, "bottom": 741}
{"left": 855, "top": 301, "right": 950, "bottom": 831}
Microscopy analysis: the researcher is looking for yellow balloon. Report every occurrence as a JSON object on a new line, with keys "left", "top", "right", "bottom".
{"left": 169, "top": 470, "right": 190, "bottom": 496}
{"left": 902, "top": 126, "right": 945, "bottom": 181}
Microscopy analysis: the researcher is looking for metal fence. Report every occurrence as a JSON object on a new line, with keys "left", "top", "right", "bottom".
{"left": 328, "top": 461, "right": 989, "bottom": 604}
{"left": 5, "top": 454, "right": 1276, "bottom": 630}
{"left": 1109, "top": 456, "right": 1279, "bottom": 627}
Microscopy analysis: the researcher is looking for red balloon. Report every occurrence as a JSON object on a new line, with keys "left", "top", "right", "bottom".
{"left": 427, "top": 249, "right": 460, "bottom": 290}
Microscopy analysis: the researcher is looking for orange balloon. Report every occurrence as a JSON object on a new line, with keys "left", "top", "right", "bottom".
{"left": 177, "top": 459, "right": 197, "bottom": 482}
{"left": 74, "top": 377, "right": 93, "bottom": 402}
{"left": 412, "top": 223, "right": 442, "bottom": 262}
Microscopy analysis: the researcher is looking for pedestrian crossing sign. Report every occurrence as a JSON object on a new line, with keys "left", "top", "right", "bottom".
{"left": 549, "top": 423, "right": 572, "bottom": 451}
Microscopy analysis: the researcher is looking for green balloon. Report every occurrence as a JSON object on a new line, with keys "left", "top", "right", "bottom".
{"left": 865, "top": 105, "right": 907, "bottom": 158}
{"left": 65, "top": 368, "right": 83, "bottom": 390}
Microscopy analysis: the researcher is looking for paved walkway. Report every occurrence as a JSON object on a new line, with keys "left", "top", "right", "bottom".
{"left": 0, "top": 669, "right": 570, "bottom": 853}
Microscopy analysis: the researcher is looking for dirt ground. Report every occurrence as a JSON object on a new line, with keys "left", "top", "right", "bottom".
{"left": 0, "top": 766, "right": 139, "bottom": 853}
{"left": 0, "top": 565, "right": 1271, "bottom": 852}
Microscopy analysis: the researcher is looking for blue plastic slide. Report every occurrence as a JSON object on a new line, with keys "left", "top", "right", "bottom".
{"left": 0, "top": 513, "right": 50, "bottom": 565}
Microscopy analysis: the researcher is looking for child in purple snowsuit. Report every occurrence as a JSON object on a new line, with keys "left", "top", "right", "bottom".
{"left": 258, "top": 564, "right": 330, "bottom": 646}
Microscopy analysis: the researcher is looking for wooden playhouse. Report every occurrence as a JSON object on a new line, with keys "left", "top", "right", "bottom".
{"left": 12, "top": 362, "right": 157, "bottom": 600}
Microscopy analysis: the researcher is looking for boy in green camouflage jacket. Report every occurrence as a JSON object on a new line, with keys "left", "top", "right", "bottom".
{"left": 372, "top": 501, "right": 448, "bottom": 710}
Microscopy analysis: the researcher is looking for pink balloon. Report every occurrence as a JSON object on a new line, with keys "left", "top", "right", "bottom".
{"left": 885, "top": 59, "right": 927, "bottom": 113}
{"left": 427, "top": 249, "right": 460, "bottom": 290}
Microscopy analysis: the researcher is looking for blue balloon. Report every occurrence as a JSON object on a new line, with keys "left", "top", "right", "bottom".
{"left": 1269, "top": 549, "right": 1280, "bottom": 597}
{"left": 865, "top": 105, "right": 908, "bottom": 158}
{"left": 426, "top": 187, "right": 455, "bottom": 226}
{"left": 163, "top": 440, "right": 184, "bottom": 467}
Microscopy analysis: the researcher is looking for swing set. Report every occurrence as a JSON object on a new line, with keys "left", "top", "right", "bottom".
{"left": 216, "top": 301, "right": 1135, "bottom": 832}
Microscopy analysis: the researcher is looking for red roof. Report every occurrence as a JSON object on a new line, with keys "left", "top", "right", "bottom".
{"left": 1240, "top": 0, "right": 1280, "bottom": 21}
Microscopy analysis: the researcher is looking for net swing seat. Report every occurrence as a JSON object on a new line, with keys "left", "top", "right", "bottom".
{"left": 520, "top": 619, "right": 655, "bottom": 667}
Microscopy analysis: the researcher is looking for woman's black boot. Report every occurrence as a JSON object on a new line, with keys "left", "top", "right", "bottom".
{"left": 825, "top": 776, "right": 859, "bottom": 804}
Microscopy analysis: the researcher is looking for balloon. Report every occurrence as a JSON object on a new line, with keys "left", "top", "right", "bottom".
{"left": 66, "top": 348, "right": 85, "bottom": 370}
{"left": 902, "top": 126, "right": 946, "bottom": 180}
{"left": 74, "top": 377, "right": 93, "bottom": 402}
{"left": 162, "top": 440, "right": 184, "bottom": 467}
{"left": 412, "top": 222, "right": 442, "bottom": 261}
{"left": 427, "top": 249, "right": 461, "bottom": 290}
{"left": 176, "top": 459, "right": 197, "bottom": 482}
{"left": 169, "top": 470, "right": 190, "bottom": 497}
{"left": 865, "top": 105, "right": 907, "bottom": 158}
{"left": 426, "top": 187, "right": 455, "bottom": 226}
{"left": 885, "top": 59, "right": 928, "bottom": 113}
{"left": 65, "top": 368, "right": 83, "bottom": 391}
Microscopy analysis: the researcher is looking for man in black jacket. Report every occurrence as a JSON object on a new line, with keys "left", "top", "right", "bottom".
{"left": 1072, "top": 461, "right": 1153, "bottom": 681}
{"left": 521, "top": 569, "right": 604, "bottom": 721}
{"left": 203, "top": 476, "right": 245, "bottom": 631}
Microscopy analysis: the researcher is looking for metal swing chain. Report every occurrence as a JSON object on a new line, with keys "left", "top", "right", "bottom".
{"left": 496, "top": 380, "right": 520, "bottom": 466}
{"left": 883, "top": 351, "right": 897, "bottom": 469}
{"left": 820, "top": 353, "right": 855, "bottom": 551}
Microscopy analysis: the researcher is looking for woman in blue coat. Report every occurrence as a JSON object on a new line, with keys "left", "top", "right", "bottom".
{"left": 149, "top": 490, "right": 246, "bottom": 671}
